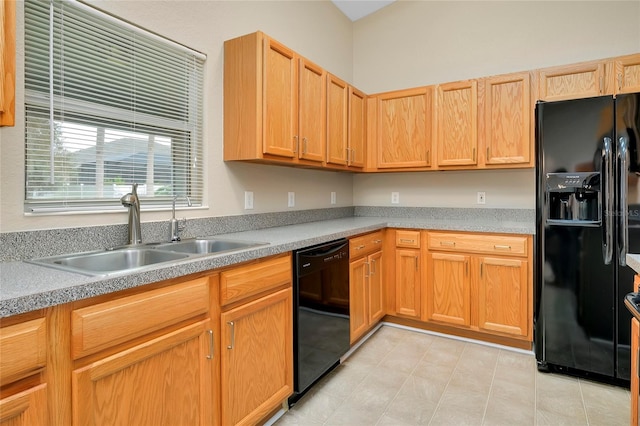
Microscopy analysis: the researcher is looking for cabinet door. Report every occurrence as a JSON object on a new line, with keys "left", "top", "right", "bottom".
{"left": 349, "top": 257, "right": 369, "bottom": 344}
{"left": 221, "top": 288, "right": 293, "bottom": 426}
{"left": 298, "top": 58, "right": 325, "bottom": 163}
{"left": 426, "top": 252, "right": 471, "bottom": 326}
{"left": 263, "top": 37, "right": 297, "bottom": 158}
{"left": 537, "top": 61, "right": 609, "bottom": 101}
{"left": 615, "top": 54, "right": 640, "bottom": 95}
{"left": 368, "top": 251, "right": 385, "bottom": 325}
{"left": 326, "top": 74, "right": 349, "bottom": 166}
{"left": 395, "top": 248, "right": 421, "bottom": 319}
{"left": 480, "top": 72, "right": 531, "bottom": 166}
{"left": 632, "top": 317, "right": 639, "bottom": 426}
{"left": 478, "top": 256, "right": 528, "bottom": 338}
{"left": 0, "top": 384, "right": 48, "bottom": 426}
{"left": 348, "top": 87, "right": 366, "bottom": 168}
{"left": 72, "top": 320, "right": 214, "bottom": 426}
{"left": 0, "top": 0, "right": 15, "bottom": 127}
{"left": 436, "top": 80, "right": 478, "bottom": 167}
{"left": 377, "top": 87, "right": 432, "bottom": 169}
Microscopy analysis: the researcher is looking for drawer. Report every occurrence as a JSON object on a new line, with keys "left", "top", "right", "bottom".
{"left": 71, "top": 277, "right": 210, "bottom": 359}
{"left": 428, "top": 232, "right": 528, "bottom": 256}
{"left": 395, "top": 230, "right": 421, "bottom": 248}
{"left": 0, "top": 318, "right": 47, "bottom": 384}
{"left": 220, "top": 254, "right": 292, "bottom": 306}
{"left": 349, "top": 230, "right": 384, "bottom": 258}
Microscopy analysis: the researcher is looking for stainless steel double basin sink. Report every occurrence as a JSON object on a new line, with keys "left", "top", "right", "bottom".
{"left": 29, "top": 238, "right": 268, "bottom": 276}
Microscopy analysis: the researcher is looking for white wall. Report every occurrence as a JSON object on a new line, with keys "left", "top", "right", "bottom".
{"left": 351, "top": 0, "right": 640, "bottom": 209}
{"left": 0, "top": 0, "right": 355, "bottom": 232}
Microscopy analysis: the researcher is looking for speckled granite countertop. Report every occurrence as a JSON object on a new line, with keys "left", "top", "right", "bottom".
{"left": 1, "top": 216, "right": 534, "bottom": 318}
{"left": 627, "top": 254, "right": 640, "bottom": 275}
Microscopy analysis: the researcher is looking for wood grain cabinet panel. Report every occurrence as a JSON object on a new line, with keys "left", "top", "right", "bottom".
{"left": 425, "top": 252, "right": 471, "bottom": 327}
{"left": 537, "top": 60, "right": 610, "bottom": 101}
{"left": 615, "top": 53, "right": 640, "bottom": 95}
{"left": 395, "top": 248, "right": 421, "bottom": 319}
{"left": 436, "top": 80, "right": 478, "bottom": 167}
{"left": 298, "top": 59, "right": 326, "bottom": 163}
{"left": 478, "top": 256, "right": 528, "bottom": 336}
{"left": 376, "top": 87, "right": 432, "bottom": 169}
{"left": 0, "top": 0, "right": 15, "bottom": 127}
{"left": 72, "top": 320, "right": 214, "bottom": 426}
{"left": 349, "top": 231, "right": 384, "bottom": 343}
{"left": 348, "top": 87, "right": 367, "bottom": 168}
{"left": 479, "top": 72, "right": 532, "bottom": 167}
{"left": 220, "top": 288, "right": 293, "bottom": 426}
{"left": 326, "top": 74, "right": 349, "bottom": 166}
{"left": 0, "top": 318, "right": 47, "bottom": 384}
{"left": 220, "top": 254, "right": 291, "bottom": 306}
{"left": 0, "top": 384, "right": 48, "bottom": 426}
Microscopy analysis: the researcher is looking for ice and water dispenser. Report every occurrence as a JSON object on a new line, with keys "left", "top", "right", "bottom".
{"left": 546, "top": 172, "right": 601, "bottom": 224}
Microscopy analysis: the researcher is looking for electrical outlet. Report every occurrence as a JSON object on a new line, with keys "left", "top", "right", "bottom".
{"left": 244, "top": 191, "right": 254, "bottom": 210}
{"left": 391, "top": 192, "right": 400, "bottom": 204}
{"left": 330, "top": 191, "right": 337, "bottom": 205}
{"left": 288, "top": 192, "right": 295, "bottom": 208}
{"left": 477, "top": 191, "right": 486, "bottom": 205}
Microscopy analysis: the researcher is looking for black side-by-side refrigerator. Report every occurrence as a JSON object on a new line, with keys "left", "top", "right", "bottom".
{"left": 535, "top": 93, "right": 640, "bottom": 384}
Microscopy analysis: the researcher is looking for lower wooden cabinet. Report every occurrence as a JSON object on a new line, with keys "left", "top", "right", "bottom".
{"left": 0, "top": 384, "right": 48, "bottom": 426}
{"left": 220, "top": 288, "right": 293, "bottom": 426}
{"left": 394, "top": 230, "right": 422, "bottom": 319}
{"left": 349, "top": 250, "right": 384, "bottom": 343}
{"left": 425, "top": 252, "right": 471, "bottom": 327}
{"left": 72, "top": 319, "right": 214, "bottom": 426}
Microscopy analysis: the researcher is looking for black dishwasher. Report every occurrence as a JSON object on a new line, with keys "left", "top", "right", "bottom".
{"left": 290, "top": 239, "right": 350, "bottom": 405}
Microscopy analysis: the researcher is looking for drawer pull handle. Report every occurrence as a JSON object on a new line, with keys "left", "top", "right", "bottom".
{"left": 207, "top": 329, "right": 214, "bottom": 359}
{"left": 494, "top": 245, "right": 511, "bottom": 250}
{"left": 400, "top": 239, "right": 415, "bottom": 244}
{"left": 355, "top": 244, "right": 365, "bottom": 250}
{"left": 373, "top": 239, "right": 382, "bottom": 244}
{"left": 440, "top": 241, "right": 456, "bottom": 246}
{"left": 227, "top": 321, "right": 235, "bottom": 350}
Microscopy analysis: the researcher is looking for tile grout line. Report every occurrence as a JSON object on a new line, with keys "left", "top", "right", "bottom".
{"left": 480, "top": 348, "right": 501, "bottom": 425}
{"left": 427, "top": 341, "right": 468, "bottom": 426}
{"left": 577, "top": 378, "right": 590, "bottom": 426}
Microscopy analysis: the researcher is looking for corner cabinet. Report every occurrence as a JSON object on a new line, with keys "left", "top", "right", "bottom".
{"left": 219, "top": 254, "right": 293, "bottom": 426}
{"left": 374, "top": 87, "right": 433, "bottom": 170}
{"left": 349, "top": 231, "right": 385, "bottom": 343}
{"left": 224, "top": 32, "right": 326, "bottom": 167}
{"left": 0, "top": 0, "right": 16, "bottom": 127}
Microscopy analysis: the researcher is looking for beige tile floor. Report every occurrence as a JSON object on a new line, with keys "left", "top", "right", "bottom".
{"left": 275, "top": 325, "right": 630, "bottom": 426}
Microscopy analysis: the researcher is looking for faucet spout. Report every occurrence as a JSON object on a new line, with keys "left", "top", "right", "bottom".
{"left": 169, "top": 195, "right": 192, "bottom": 242}
{"left": 121, "top": 183, "right": 142, "bottom": 245}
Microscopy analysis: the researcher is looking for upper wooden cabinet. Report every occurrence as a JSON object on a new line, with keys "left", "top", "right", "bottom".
{"left": 326, "top": 74, "right": 349, "bottom": 167}
{"left": 348, "top": 87, "right": 367, "bottom": 168}
{"left": 224, "top": 32, "right": 326, "bottom": 166}
{"left": 375, "top": 86, "right": 433, "bottom": 169}
{"left": 478, "top": 72, "right": 532, "bottom": 167}
{"left": 615, "top": 53, "right": 640, "bottom": 94}
{"left": 536, "top": 59, "right": 611, "bottom": 102}
{"left": 0, "top": 0, "right": 16, "bottom": 127}
{"left": 435, "top": 80, "right": 478, "bottom": 167}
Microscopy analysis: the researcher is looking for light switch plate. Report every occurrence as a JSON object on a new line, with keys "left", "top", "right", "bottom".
{"left": 244, "top": 191, "right": 254, "bottom": 210}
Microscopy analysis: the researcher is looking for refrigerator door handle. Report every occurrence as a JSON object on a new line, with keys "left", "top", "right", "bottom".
{"left": 618, "top": 136, "right": 629, "bottom": 266}
{"left": 603, "top": 137, "right": 614, "bottom": 265}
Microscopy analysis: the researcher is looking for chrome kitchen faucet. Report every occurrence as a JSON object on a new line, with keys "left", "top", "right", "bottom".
{"left": 169, "top": 195, "right": 192, "bottom": 242}
{"left": 120, "top": 183, "right": 142, "bottom": 245}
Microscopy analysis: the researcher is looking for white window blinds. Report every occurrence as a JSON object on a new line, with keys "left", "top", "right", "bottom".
{"left": 24, "top": 0, "right": 205, "bottom": 213}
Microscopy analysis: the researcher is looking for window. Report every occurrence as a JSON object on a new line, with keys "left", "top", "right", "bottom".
{"left": 24, "top": 0, "right": 205, "bottom": 213}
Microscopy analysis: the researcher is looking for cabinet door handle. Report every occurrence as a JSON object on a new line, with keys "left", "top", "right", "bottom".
{"left": 619, "top": 73, "right": 623, "bottom": 92}
{"left": 600, "top": 75, "right": 604, "bottom": 94}
{"left": 370, "top": 259, "right": 376, "bottom": 275}
{"left": 293, "top": 135, "right": 299, "bottom": 154}
{"left": 486, "top": 147, "right": 490, "bottom": 160}
{"left": 494, "top": 245, "right": 511, "bottom": 250}
{"left": 365, "top": 261, "right": 370, "bottom": 278}
{"left": 400, "top": 239, "right": 415, "bottom": 244}
{"left": 206, "top": 329, "right": 214, "bottom": 359}
{"left": 415, "top": 256, "right": 419, "bottom": 270}
{"left": 226, "top": 321, "right": 235, "bottom": 349}
{"left": 302, "top": 137, "right": 308, "bottom": 154}
{"left": 440, "top": 241, "right": 455, "bottom": 246}
{"left": 466, "top": 261, "right": 469, "bottom": 276}
{"left": 346, "top": 148, "right": 350, "bottom": 165}
{"left": 480, "top": 262, "right": 483, "bottom": 278}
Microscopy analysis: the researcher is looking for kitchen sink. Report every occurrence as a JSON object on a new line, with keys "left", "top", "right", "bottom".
{"left": 153, "top": 238, "right": 268, "bottom": 255}
{"left": 28, "top": 238, "right": 269, "bottom": 276}
{"left": 30, "top": 247, "right": 190, "bottom": 276}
